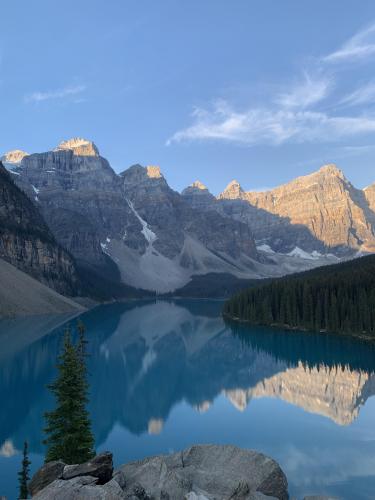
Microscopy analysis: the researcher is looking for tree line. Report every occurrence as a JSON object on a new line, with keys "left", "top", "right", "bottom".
{"left": 223, "top": 254, "right": 375, "bottom": 338}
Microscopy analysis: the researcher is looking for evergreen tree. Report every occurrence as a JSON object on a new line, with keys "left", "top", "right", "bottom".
{"left": 43, "top": 324, "right": 95, "bottom": 464}
{"left": 18, "top": 441, "right": 31, "bottom": 499}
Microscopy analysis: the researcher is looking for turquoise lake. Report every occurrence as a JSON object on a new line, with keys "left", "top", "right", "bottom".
{"left": 1, "top": 299, "right": 375, "bottom": 499}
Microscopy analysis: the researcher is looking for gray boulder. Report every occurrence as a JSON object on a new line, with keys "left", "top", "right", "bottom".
{"left": 62, "top": 451, "right": 113, "bottom": 484}
{"left": 32, "top": 475, "right": 126, "bottom": 499}
{"left": 28, "top": 460, "right": 65, "bottom": 496}
{"left": 119, "top": 444, "right": 288, "bottom": 500}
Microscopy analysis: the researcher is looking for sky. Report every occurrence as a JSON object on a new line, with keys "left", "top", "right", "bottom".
{"left": 1, "top": 0, "right": 375, "bottom": 194}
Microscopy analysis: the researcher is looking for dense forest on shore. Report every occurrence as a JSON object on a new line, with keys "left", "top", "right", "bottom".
{"left": 223, "top": 255, "right": 375, "bottom": 338}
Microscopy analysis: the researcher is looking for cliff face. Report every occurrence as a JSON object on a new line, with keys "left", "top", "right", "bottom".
{"left": 110, "top": 164, "right": 259, "bottom": 291}
{"left": 0, "top": 163, "right": 79, "bottom": 295}
{"left": 121, "top": 165, "right": 257, "bottom": 260}
{"left": 6, "top": 141, "right": 260, "bottom": 293}
{"left": 10, "top": 140, "right": 135, "bottom": 270}
{"left": 216, "top": 164, "right": 375, "bottom": 254}
{"left": 181, "top": 180, "right": 216, "bottom": 210}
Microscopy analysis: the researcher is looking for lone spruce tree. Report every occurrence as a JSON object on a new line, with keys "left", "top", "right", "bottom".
{"left": 43, "top": 323, "right": 95, "bottom": 464}
{"left": 18, "top": 441, "right": 31, "bottom": 499}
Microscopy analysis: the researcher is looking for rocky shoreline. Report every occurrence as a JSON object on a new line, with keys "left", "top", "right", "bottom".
{"left": 27, "top": 445, "right": 336, "bottom": 500}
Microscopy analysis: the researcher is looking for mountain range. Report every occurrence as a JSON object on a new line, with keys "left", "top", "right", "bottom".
{"left": 2, "top": 137, "right": 375, "bottom": 301}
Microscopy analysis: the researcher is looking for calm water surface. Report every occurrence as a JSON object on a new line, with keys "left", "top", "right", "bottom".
{"left": 1, "top": 299, "right": 375, "bottom": 499}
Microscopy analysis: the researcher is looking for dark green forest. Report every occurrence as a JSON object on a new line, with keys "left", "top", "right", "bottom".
{"left": 223, "top": 255, "right": 375, "bottom": 338}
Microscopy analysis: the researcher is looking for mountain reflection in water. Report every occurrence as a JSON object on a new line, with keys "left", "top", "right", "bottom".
{"left": 1, "top": 299, "right": 375, "bottom": 500}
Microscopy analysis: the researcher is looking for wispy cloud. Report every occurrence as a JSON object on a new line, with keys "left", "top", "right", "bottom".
{"left": 276, "top": 73, "right": 332, "bottom": 109}
{"left": 323, "top": 23, "right": 375, "bottom": 63}
{"left": 341, "top": 81, "right": 375, "bottom": 106}
{"left": 169, "top": 22, "right": 375, "bottom": 148}
{"left": 25, "top": 84, "right": 86, "bottom": 103}
{"left": 167, "top": 100, "right": 375, "bottom": 146}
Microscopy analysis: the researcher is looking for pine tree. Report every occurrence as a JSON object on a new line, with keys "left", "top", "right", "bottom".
{"left": 18, "top": 441, "right": 31, "bottom": 499}
{"left": 43, "top": 324, "right": 95, "bottom": 464}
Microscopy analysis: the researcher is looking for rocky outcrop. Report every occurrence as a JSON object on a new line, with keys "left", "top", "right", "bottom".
{"left": 1, "top": 149, "right": 29, "bottom": 164}
{"left": 31, "top": 446, "right": 288, "bottom": 499}
{"left": 0, "top": 162, "right": 79, "bottom": 295}
{"left": 217, "top": 165, "right": 375, "bottom": 254}
{"left": 10, "top": 140, "right": 130, "bottom": 267}
{"left": 120, "top": 444, "right": 288, "bottom": 500}
{"left": 121, "top": 164, "right": 257, "bottom": 260}
{"left": 55, "top": 137, "right": 100, "bottom": 156}
{"left": 29, "top": 460, "right": 66, "bottom": 496}
{"left": 181, "top": 181, "right": 216, "bottom": 210}
{"left": 30, "top": 452, "right": 116, "bottom": 498}
{"left": 62, "top": 452, "right": 113, "bottom": 483}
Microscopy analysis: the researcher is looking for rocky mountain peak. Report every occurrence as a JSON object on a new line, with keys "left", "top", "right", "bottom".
{"left": 1, "top": 149, "right": 29, "bottom": 164}
{"left": 191, "top": 180, "right": 208, "bottom": 190}
{"left": 219, "top": 180, "right": 244, "bottom": 200}
{"left": 317, "top": 163, "right": 345, "bottom": 180}
{"left": 55, "top": 137, "right": 99, "bottom": 156}
{"left": 146, "top": 165, "right": 162, "bottom": 178}
{"left": 181, "top": 180, "right": 215, "bottom": 209}
{"left": 121, "top": 164, "right": 167, "bottom": 188}
{"left": 181, "top": 181, "right": 210, "bottom": 196}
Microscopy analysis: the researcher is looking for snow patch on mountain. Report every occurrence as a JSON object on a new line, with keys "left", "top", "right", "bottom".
{"left": 126, "top": 199, "right": 157, "bottom": 245}
{"left": 287, "top": 247, "right": 320, "bottom": 260}
{"left": 256, "top": 244, "right": 275, "bottom": 254}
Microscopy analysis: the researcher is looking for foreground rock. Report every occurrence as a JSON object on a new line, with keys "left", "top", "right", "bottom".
{"left": 30, "top": 452, "right": 114, "bottom": 497}
{"left": 120, "top": 444, "right": 287, "bottom": 500}
{"left": 29, "top": 460, "right": 65, "bottom": 496}
{"left": 32, "top": 445, "right": 288, "bottom": 499}
{"left": 62, "top": 451, "right": 113, "bottom": 483}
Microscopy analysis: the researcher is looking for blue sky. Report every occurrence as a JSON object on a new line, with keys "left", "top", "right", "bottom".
{"left": 2, "top": 0, "right": 375, "bottom": 193}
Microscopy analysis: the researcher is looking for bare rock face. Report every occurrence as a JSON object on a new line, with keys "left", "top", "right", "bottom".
{"left": 62, "top": 451, "right": 114, "bottom": 484}
{"left": 117, "top": 164, "right": 260, "bottom": 291}
{"left": 32, "top": 446, "right": 288, "bottom": 499}
{"left": 217, "top": 165, "right": 375, "bottom": 254}
{"left": 30, "top": 452, "right": 114, "bottom": 498}
{"left": 11, "top": 140, "right": 135, "bottom": 269}
{"left": 181, "top": 181, "right": 216, "bottom": 210}
{"left": 55, "top": 137, "right": 100, "bottom": 156}
{"left": 364, "top": 183, "right": 375, "bottom": 215}
{"left": 119, "top": 444, "right": 288, "bottom": 500}
{"left": 0, "top": 162, "right": 79, "bottom": 295}
{"left": 29, "top": 460, "right": 65, "bottom": 496}
{"left": 121, "top": 165, "right": 258, "bottom": 260}
{"left": 1, "top": 149, "right": 29, "bottom": 164}
{"left": 7, "top": 142, "right": 259, "bottom": 293}
{"left": 220, "top": 179, "right": 245, "bottom": 200}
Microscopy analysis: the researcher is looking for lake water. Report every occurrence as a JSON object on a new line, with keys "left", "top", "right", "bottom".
{"left": 1, "top": 299, "right": 375, "bottom": 499}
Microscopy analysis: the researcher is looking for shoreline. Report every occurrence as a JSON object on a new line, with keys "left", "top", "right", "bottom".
{"left": 222, "top": 312, "right": 375, "bottom": 343}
